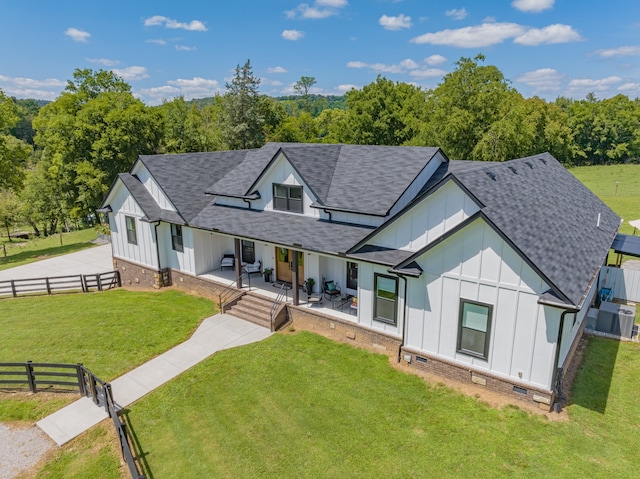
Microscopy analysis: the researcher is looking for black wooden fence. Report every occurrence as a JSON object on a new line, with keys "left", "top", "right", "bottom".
{"left": 0, "top": 361, "right": 144, "bottom": 479}
{"left": 0, "top": 271, "right": 120, "bottom": 298}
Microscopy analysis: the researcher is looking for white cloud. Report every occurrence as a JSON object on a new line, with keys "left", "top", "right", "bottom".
{"left": 65, "top": 27, "right": 91, "bottom": 42}
{"left": 111, "top": 66, "right": 149, "bottom": 81}
{"left": 512, "top": 0, "right": 554, "bottom": 13}
{"left": 145, "top": 38, "right": 167, "bottom": 45}
{"left": 379, "top": 14, "right": 412, "bottom": 31}
{"left": 347, "top": 60, "right": 404, "bottom": 74}
{"left": 335, "top": 84, "right": 358, "bottom": 93}
{"left": 568, "top": 76, "right": 622, "bottom": 90}
{"left": 595, "top": 46, "right": 640, "bottom": 58}
{"left": 285, "top": 1, "right": 347, "bottom": 19}
{"left": 425, "top": 54, "right": 447, "bottom": 65}
{"left": 411, "top": 22, "right": 525, "bottom": 47}
{"left": 411, "top": 22, "right": 581, "bottom": 47}
{"left": 282, "top": 29, "right": 305, "bottom": 40}
{"left": 144, "top": 15, "right": 207, "bottom": 32}
{"left": 618, "top": 82, "right": 640, "bottom": 93}
{"left": 87, "top": 58, "right": 120, "bottom": 67}
{"left": 516, "top": 68, "right": 564, "bottom": 92}
{"left": 138, "top": 77, "right": 222, "bottom": 104}
{"left": 445, "top": 8, "right": 468, "bottom": 21}
{"left": 175, "top": 45, "right": 196, "bottom": 51}
{"left": 514, "top": 24, "right": 582, "bottom": 45}
{"left": 267, "top": 66, "right": 288, "bottom": 73}
{"left": 0, "top": 75, "right": 66, "bottom": 100}
{"left": 409, "top": 68, "right": 447, "bottom": 79}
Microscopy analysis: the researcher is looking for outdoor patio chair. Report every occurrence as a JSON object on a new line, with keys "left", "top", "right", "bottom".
{"left": 243, "top": 260, "right": 262, "bottom": 276}
{"left": 323, "top": 280, "right": 341, "bottom": 301}
{"left": 220, "top": 254, "right": 235, "bottom": 270}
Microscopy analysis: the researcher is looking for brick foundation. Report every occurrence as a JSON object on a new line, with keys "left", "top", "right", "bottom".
{"left": 400, "top": 346, "right": 555, "bottom": 410}
{"left": 113, "top": 258, "right": 169, "bottom": 289}
{"left": 288, "top": 306, "right": 402, "bottom": 359}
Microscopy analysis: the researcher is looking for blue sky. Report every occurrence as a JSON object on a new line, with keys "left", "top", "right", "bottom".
{"left": 1, "top": 0, "right": 639, "bottom": 105}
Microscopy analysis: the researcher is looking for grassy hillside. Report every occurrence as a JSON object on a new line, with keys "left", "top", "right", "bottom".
{"left": 571, "top": 164, "right": 640, "bottom": 235}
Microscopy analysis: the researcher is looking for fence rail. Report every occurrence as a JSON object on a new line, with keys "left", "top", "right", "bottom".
{"left": 0, "top": 271, "right": 120, "bottom": 298}
{"left": 0, "top": 361, "right": 144, "bottom": 479}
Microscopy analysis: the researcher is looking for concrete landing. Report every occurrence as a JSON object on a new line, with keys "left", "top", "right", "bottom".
{"left": 37, "top": 314, "right": 272, "bottom": 445}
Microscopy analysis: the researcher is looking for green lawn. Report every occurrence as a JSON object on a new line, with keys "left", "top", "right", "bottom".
{"left": 43, "top": 332, "right": 633, "bottom": 479}
{"left": 0, "top": 228, "right": 99, "bottom": 271}
{"left": 571, "top": 164, "right": 640, "bottom": 235}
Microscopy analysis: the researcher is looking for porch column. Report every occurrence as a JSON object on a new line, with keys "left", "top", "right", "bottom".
{"left": 291, "top": 250, "right": 299, "bottom": 306}
{"left": 234, "top": 238, "right": 243, "bottom": 288}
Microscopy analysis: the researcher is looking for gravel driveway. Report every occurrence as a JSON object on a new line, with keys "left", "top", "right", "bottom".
{"left": 0, "top": 423, "right": 55, "bottom": 478}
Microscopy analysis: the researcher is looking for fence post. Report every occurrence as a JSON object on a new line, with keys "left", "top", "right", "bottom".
{"left": 26, "top": 361, "right": 36, "bottom": 393}
{"left": 89, "top": 374, "right": 98, "bottom": 405}
{"left": 81, "top": 275, "right": 87, "bottom": 293}
{"left": 97, "top": 274, "right": 103, "bottom": 292}
{"left": 104, "top": 383, "right": 113, "bottom": 414}
{"left": 76, "top": 364, "right": 86, "bottom": 396}
{"left": 45, "top": 277, "right": 51, "bottom": 295}
{"left": 10, "top": 280, "right": 16, "bottom": 298}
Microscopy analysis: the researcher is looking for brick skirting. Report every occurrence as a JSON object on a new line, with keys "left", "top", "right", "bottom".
{"left": 400, "top": 346, "right": 555, "bottom": 410}
{"left": 287, "top": 305, "right": 402, "bottom": 359}
{"left": 113, "top": 258, "right": 169, "bottom": 289}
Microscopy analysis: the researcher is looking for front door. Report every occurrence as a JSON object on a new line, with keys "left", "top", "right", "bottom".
{"left": 275, "top": 248, "right": 304, "bottom": 285}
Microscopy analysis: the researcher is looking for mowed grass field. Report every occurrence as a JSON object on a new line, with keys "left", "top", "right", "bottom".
{"left": 571, "top": 164, "right": 640, "bottom": 234}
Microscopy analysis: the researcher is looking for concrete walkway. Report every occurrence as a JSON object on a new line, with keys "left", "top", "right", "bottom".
{"left": 37, "top": 314, "right": 272, "bottom": 446}
{"left": 0, "top": 244, "right": 114, "bottom": 281}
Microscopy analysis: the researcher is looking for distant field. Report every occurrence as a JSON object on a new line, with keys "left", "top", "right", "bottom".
{"left": 571, "top": 164, "right": 640, "bottom": 235}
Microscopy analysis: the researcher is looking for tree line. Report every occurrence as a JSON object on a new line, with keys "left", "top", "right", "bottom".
{"left": 1, "top": 55, "right": 639, "bottom": 238}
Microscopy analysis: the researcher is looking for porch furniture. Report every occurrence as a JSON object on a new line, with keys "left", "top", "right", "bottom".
{"left": 220, "top": 254, "right": 235, "bottom": 270}
{"left": 307, "top": 294, "right": 322, "bottom": 307}
{"left": 323, "top": 280, "right": 341, "bottom": 302}
{"left": 243, "top": 260, "right": 262, "bottom": 276}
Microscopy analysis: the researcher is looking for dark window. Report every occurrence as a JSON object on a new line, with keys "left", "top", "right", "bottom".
{"left": 346, "top": 262, "right": 358, "bottom": 290}
{"left": 273, "top": 184, "right": 303, "bottom": 213}
{"left": 125, "top": 216, "right": 137, "bottom": 245}
{"left": 171, "top": 224, "right": 184, "bottom": 252}
{"left": 457, "top": 300, "right": 493, "bottom": 360}
{"left": 241, "top": 240, "right": 255, "bottom": 264}
{"left": 374, "top": 274, "right": 398, "bottom": 325}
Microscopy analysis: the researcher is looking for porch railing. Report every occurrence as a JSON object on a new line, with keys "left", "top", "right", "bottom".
{"left": 269, "top": 282, "right": 288, "bottom": 332}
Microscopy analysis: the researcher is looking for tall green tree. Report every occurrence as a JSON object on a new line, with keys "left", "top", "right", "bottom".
{"left": 33, "top": 69, "right": 162, "bottom": 221}
{"left": 294, "top": 76, "right": 317, "bottom": 114}
{"left": 0, "top": 90, "right": 30, "bottom": 190}
{"left": 0, "top": 189, "right": 21, "bottom": 241}
{"left": 160, "top": 96, "right": 225, "bottom": 153}
{"left": 344, "top": 76, "right": 425, "bottom": 145}
{"left": 221, "top": 60, "right": 264, "bottom": 149}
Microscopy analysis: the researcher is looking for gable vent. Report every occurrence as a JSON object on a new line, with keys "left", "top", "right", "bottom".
{"left": 485, "top": 170, "right": 497, "bottom": 181}
{"left": 508, "top": 166, "right": 517, "bottom": 175}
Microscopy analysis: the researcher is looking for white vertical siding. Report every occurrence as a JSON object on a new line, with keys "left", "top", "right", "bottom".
{"left": 108, "top": 182, "right": 158, "bottom": 269}
{"left": 160, "top": 225, "right": 195, "bottom": 274}
{"left": 369, "top": 180, "right": 480, "bottom": 252}
{"left": 403, "top": 217, "right": 560, "bottom": 389}
{"left": 132, "top": 163, "right": 177, "bottom": 211}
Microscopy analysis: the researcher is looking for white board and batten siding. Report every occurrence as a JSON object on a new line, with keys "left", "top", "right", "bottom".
{"left": 108, "top": 181, "right": 158, "bottom": 269}
{"left": 132, "top": 163, "right": 177, "bottom": 212}
{"left": 404, "top": 218, "right": 562, "bottom": 390}
{"left": 370, "top": 179, "right": 480, "bottom": 252}
{"left": 158, "top": 224, "right": 196, "bottom": 275}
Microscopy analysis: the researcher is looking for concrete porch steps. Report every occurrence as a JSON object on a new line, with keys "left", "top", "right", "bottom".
{"left": 226, "top": 293, "right": 274, "bottom": 329}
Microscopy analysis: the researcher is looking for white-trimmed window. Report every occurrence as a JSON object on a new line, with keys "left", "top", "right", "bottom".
{"left": 374, "top": 274, "right": 398, "bottom": 325}
{"left": 125, "top": 216, "right": 137, "bottom": 245}
{"left": 273, "top": 184, "right": 303, "bottom": 213}
{"left": 171, "top": 224, "right": 184, "bottom": 252}
{"left": 457, "top": 300, "right": 493, "bottom": 360}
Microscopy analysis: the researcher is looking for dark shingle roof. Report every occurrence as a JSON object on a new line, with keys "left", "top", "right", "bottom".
{"left": 118, "top": 174, "right": 184, "bottom": 224}
{"left": 139, "top": 150, "right": 246, "bottom": 222}
{"left": 449, "top": 153, "right": 619, "bottom": 307}
{"left": 190, "top": 205, "right": 374, "bottom": 255}
{"left": 207, "top": 143, "right": 441, "bottom": 215}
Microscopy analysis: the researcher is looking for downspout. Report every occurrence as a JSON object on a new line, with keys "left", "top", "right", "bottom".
{"left": 323, "top": 209, "right": 333, "bottom": 221}
{"left": 153, "top": 221, "right": 163, "bottom": 287}
{"left": 243, "top": 198, "right": 251, "bottom": 209}
{"left": 552, "top": 309, "right": 576, "bottom": 407}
